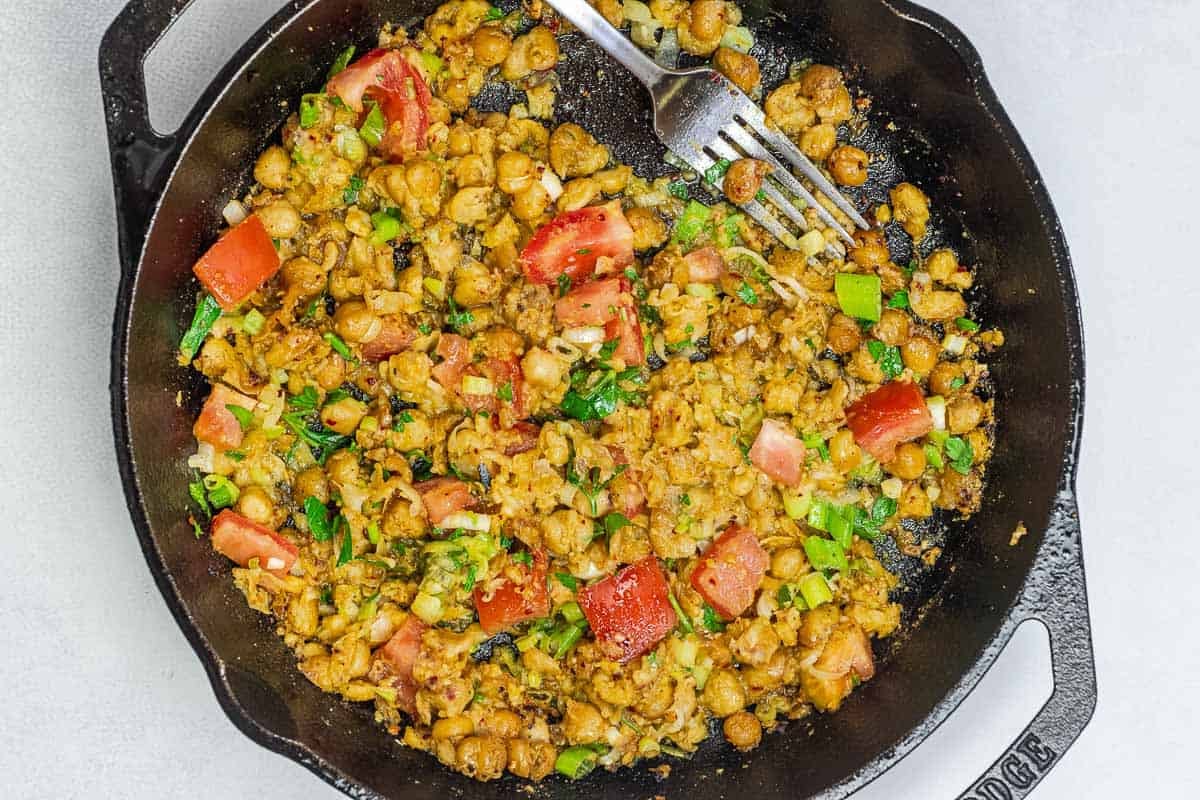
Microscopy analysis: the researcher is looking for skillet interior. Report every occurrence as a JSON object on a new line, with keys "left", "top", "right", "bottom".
{"left": 115, "top": 0, "right": 1082, "bottom": 796}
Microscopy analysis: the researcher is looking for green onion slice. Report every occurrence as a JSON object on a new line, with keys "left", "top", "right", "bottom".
{"left": 834, "top": 273, "right": 882, "bottom": 322}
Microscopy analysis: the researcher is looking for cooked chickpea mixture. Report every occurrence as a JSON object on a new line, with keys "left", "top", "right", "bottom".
{"left": 179, "top": 0, "right": 999, "bottom": 783}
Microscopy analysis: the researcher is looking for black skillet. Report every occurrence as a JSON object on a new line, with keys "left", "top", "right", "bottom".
{"left": 101, "top": 1, "right": 1095, "bottom": 797}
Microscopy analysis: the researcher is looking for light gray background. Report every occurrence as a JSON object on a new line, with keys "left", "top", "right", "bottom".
{"left": 0, "top": 0, "right": 1195, "bottom": 797}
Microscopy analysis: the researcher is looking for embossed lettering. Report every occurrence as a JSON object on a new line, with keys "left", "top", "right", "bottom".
{"left": 972, "top": 777, "right": 1014, "bottom": 800}
{"left": 1015, "top": 732, "right": 1057, "bottom": 771}
{"left": 1000, "top": 753, "right": 1036, "bottom": 789}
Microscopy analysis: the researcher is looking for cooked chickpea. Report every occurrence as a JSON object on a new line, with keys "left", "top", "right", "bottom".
{"left": 723, "top": 158, "right": 771, "bottom": 205}
{"left": 510, "top": 182, "right": 550, "bottom": 221}
{"left": 928, "top": 361, "right": 964, "bottom": 396}
{"left": 829, "top": 428, "right": 862, "bottom": 473}
{"left": 926, "top": 248, "right": 959, "bottom": 282}
{"left": 799, "top": 64, "right": 852, "bottom": 124}
{"left": 453, "top": 260, "right": 499, "bottom": 307}
{"left": 471, "top": 25, "right": 512, "bottom": 67}
{"left": 557, "top": 177, "right": 600, "bottom": 211}
{"left": 521, "top": 347, "right": 567, "bottom": 388}
{"left": 901, "top": 335, "right": 939, "bottom": 375}
{"left": 911, "top": 288, "right": 967, "bottom": 322}
{"left": 333, "top": 301, "right": 382, "bottom": 343}
{"left": 256, "top": 200, "right": 301, "bottom": 239}
{"left": 626, "top": 206, "right": 667, "bottom": 250}
{"left": 849, "top": 230, "right": 890, "bottom": 268}
{"left": 890, "top": 182, "right": 931, "bottom": 241}
{"left": 432, "top": 715, "right": 476, "bottom": 741}
{"left": 479, "top": 709, "right": 522, "bottom": 739}
{"left": 593, "top": 164, "right": 632, "bottom": 194}
{"left": 947, "top": 395, "right": 985, "bottom": 434}
{"left": 563, "top": 700, "right": 606, "bottom": 744}
{"left": 764, "top": 83, "right": 817, "bottom": 136}
{"left": 447, "top": 125, "right": 473, "bottom": 157}
{"left": 496, "top": 151, "right": 534, "bottom": 194}
{"left": 406, "top": 160, "right": 442, "bottom": 199}
{"left": 899, "top": 481, "right": 933, "bottom": 518}
{"left": 447, "top": 186, "right": 492, "bottom": 224}
{"left": 678, "top": 0, "right": 726, "bottom": 55}
{"left": 799, "top": 123, "right": 838, "bottom": 162}
{"left": 503, "top": 26, "right": 559, "bottom": 80}
{"left": 321, "top": 396, "right": 367, "bottom": 435}
{"left": 887, "top": 442, "right": 927, "bottom": 480}
{"left": 702, "top": 669, "right": 747, "bottom": 717}
{"left": 254, "top": 145, "right": 291, "bottom": 190}
{"left": 826, "top": 312, "right": 862, "bottom": 354}
{"left": 829, "top": 145, "right": 870, "bottom": 186}
{"left": 506, "top": 739, "right": 557, "bottom": 781}
{"left": 714, "top": 46, "right": 761, "bottom": 94}
{"left": 873, "top": 308, "right": 910, "bottom": 347}
{"left": 237, "top": 485, "right": 274, "bottom": 525}
{"left": 293, "top": 466, "right": 328, "bottom": 504}
{"left": 549, "top": 123, "right": 609, "bottom": 178}
{"left": 455, "top": 736, "right": 508, "bottom": 781}
{"left": 770, "top": 547, "right": 806, "bottom": 581}
{"left": 723, "top": 711, "right": 763, "bottom": 750}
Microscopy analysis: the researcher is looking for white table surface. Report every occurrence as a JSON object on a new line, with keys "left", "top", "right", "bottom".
{"left": 1, "top": 1, "right": 1195, "bottom": 797}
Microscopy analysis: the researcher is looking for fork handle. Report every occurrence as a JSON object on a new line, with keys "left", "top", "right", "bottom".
{"left": 545, "top": 0, "right": 669, "bottom": 89}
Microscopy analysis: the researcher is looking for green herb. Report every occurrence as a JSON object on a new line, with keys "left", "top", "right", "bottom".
{"left": 555, "top": 745, "right": 608, "bottom": 780}
{"left": 417, "top": 322, "right": 432, "bottom": 335}
{"left": 736, "top": 281, "right": 759, "bottom": 306}
{"left": 282, "top": 411, "right": 352, "bottom": 464}
{"left": 851, "top": 496, "right": 896, "bottom": 541}
{"left": 596, "top": 338, "right": 619, "bottom": 362}
{"left": 867, "top": 340, "right": 904, "bottom": 380}
{"left": 872, "top": 495, "right": 898, "bottom": 520}
{"left": 667, "top": 591, "right": 693, "bottom": 634}
{"left": 755, "top": 189, "right": 767, "bottom": 202}
{"left": 225, "top": 450, "right": 246, "bottom": 462}
{"left": 828, "top": 505, "right": 853, "bottom": 549}
{"left": 667, "top": 180, "right": 690, "bottom": 199}
{"left": 556, "top": 572, "right": 578, "bottom": 591}
{"left": 393, "top": 410, "right": 413, "bottom": 431}
{"left": 367, "top": 521, "right": 381, "bottom": 545}
{"left": 777, "top": 584, "right": 794, "bottom": 607}
{"left": 463, "top": 563, "right": 478, "bottom": 592}
{"left": 446, "top": 297, "right": 474, "bottom": 332}
{"left": 299, "top": 94, "right": 322, "bottom": 129}
{"left": 701, "top": 604, "right": 726, "bottom": 633}
{"left": 190, "top": 516, "right": 205, "bottom": 539}
{"left": 303, "top": 295, "right": 324, "bottom": 320}
{"left": 485, "top": 5, "right": 505, "bottom": 19}
{"left": 955, "top": 317, "right": 981, "bottom": 333}
{"left": 202, "top": 474, "right": 240, "bottom": 509}
{"left": 803, "top": 432, "right": 830, "bottom": 462}
{"left": 835, "top": 273, "right": 882, "bottom": 322}
{"left": 288, "top": 385, "right": 320, "bottom": 412}
{"left": 565, "top": 450, "right": 628, "bottom": 517}
{"left": 304, "top": 496, "right": 338, "bottom": 542}
{"left": 359, "top": 102, "right": 386, "bottom": 147}
{"left": 327, "top": 45, "right": 356, "bottom": 79}
{"left": 560, "top": 368, "right": 642, "bottom": 421}
{"left": 188, "top": 480, "right": 212, "bottom": 519}
{"left": 369, "top": 208, "right": 403, "bottom": 246}
{"left": 620, "top": 714, "right": 644, "bottom": 735}
{"left": 672, "top": 200, "right": 712, "bottom": 246}
{"left": 225, "top": 404, "right": 254, "bottom": 431}
{"left": 240, "top": 309, "right": 266, "bottom": 335}
{"left": 904, "top": 258, "right": 918, "bottom": 277}
{"left": 665, "top": 338, "right": 694, "bottom": 353}
{"left": 924, "top": 443, "right": 945, "bottom": 470}
{"left": 602, "top": 512, "right": 632, "bottom": 536}
{"left": 803, "top": 535, "right": 848, "bottom": 573}
{"left": 950, "top": 376, "right": 966, "bottom": 390}
{"left": 680, "top": 493, "right": 691, "bottom": 507}
{"left": 512, "top": 550, "right": 533, "bottom": 567}
{"left": 499, "top": 535, "right": 513, "bottom": 550}
{"left": 490, "top": 381, "right": 512, "bottom": 404}
{"left": 179, "top": 294, "right": 222, "bottom": 362}
{"left": 556, "top": 273, "right": 572, "bottom": 297}
{"left": 716, "top": 213, "right": 743, "bottom": 248}
{"left": 703, "top": 158, "right": 731, "bottom": 185}
{"left": 336, "top": 517, "right": 354, "bottom": 566}
{"left": 323, "top": 331, "right": 355, "bottom": 362}
{"left": 944, "top": 436, "right": 974, "bottom": 474}
{"left": 888, "top": 290, "right": 910, "bottom": 310}
{"left": 343, "top": 175, "right": 365, "bottom": 205}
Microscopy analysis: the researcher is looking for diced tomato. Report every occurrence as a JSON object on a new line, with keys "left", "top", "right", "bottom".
{"left": 431, "top": 333, "right": 471, "bottom": 392}
{"left": 474, "top": 549, "right": 551, "bottom": 634}
{"left": 327, "top": 48, "right": 431, "bottom": 158}
{"left": 606, "top": 446, "right": 646, "bottom": 517}
{"left": 554, "top": 278, "right": 629, "bottom": 326}
{"left": 684, "top": 246, "right": 725, "bottom": 283}
{"left": 414, "top": 477, "right": 475, "bottom": 526}
{"left": 502, "top": 421, "right": 542, "bottom": 456}
{"left": 193, "top": 216, "right": 281, "bottom": 311}
{"left": 481, "top": 357, "right": 527, "bottom": 420}
{"left": 361, "top": 318, "right": 416, "bottom": 362}
{"left": 748, "top": 419, "right": 807, "bottom": 487}
{"left": 519, "top": 201, "right": 635, "bottom": 285}
{"left": 690, "top": 525, "right": 769, "bottom": 619}
{"left": 209, "top": 510, "right": 298, "bottom": 576}
{"left": 379, "top": 615, "right": 425, "bottom": 713}
{"left": 193, "top": 383, "right": 257, "bottom": 451}
{"left": 845, "top": 381, "right": 934, "bottom": 462}
{"left": 578, "top": 556, "right": 677, "bottom": 663}
{"left": 605, "top": 302, "right": 645, "bottom": 366}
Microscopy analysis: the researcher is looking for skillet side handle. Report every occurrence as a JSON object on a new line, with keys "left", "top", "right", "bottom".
{"left": 957, "top": 492, "right": 1096, "bottom": 800}
{"left": 99, "top": 0, "right": 198, "bottom": 264}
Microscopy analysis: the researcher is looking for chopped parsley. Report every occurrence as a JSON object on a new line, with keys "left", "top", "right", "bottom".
{"left": 299, "top": 94, "right": 322, "bottom": 129}
{"left": 888, "top": 290, "right": 910, "bottom": 310}
{"left": 703, "top": 158, "right": 732, "bottom": 185}
{"left": 485, "top": 5, "right": 505, "bottom": 20}
{"left": 602, "top": 512, "right": 632, "bottom": 535}
{"left": 418, "top": 322, "right": 433, "bottom": 335}
{"left": 446, "top": 297, "right": 475, "bottom": 332}
{"left": 323, "top": 331, "right": 356, "bottom": 362}
{"left": 393, "top": 410, "right": 414, "bottom": 432}
{"left": 512, "top": 551, "right": 533, "bottom": 567}
{"left": 497, "top": 382, "right": 514, "bottom": 403}
{"left": 701, "top": 604, "right": 726, "bottom": 633}
{"left": 560, "top": 366, "right": 645, "bottom": 421}
{"left": 944, "top": 436, "right": 975, "bottom": 474}
{"left": 735, "top": 281, "right": 759, "bottom": 306}
{"left": 867, "top": 340, "right": 904, "bottom": 380}
{"left": 949, "top": 376, "right": 966, "bottom": 390}
{"left": 667, "top": 180, "right": 690, "bottom": 199}
{"left": 343, "top": 175, "right": 365, "bottom": 205}
{"left": 304, "top": 496, "right": 339, "bottom": 542}
{"left": 955, "top": 317, "right": 981, "bottom": 333}
{"left": 565, "top": 442, "right": 629, "bottom": 517}
{"left": 225, "top": 404, "right": 254, "bottom": 431}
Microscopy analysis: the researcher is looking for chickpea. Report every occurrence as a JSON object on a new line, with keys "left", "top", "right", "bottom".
{"left": 293, "top": 466, "right": 329, "bottom": 504}
{"left": 928, "top": 361, "right": 963, "bottom": 396}
{"left": 321, "top": 396, "right": 367, "bottom": 435}
{"left": 447, "top": 186, "right": 492, "bottom": 225}
{"left": 829, "top": 428, "right": 862, "bottom": 473}
{"left": 521, "top": 347, "right": 567, "bottom": 388}
{"left": 549, "top": 123, "right": 609, "bottom": 178}
{"left": 471, "top": 25, "right": 512, "bottom": 67}
{"left": 563, "top": 700, "right": 606, "bottom": 744}
{"left": 495, "top": 151, "right": 534, "bottom": 195}
{"left": 507, "top": 739, "right": 557, "bottom": 781}
{"left": 479, "top": 709, "right": 522, "bottom": 739}
{"left": 678, "top": 0, "right": 725, "bottom": 55}
{"left": 503, "top": 26, "right": 559, "bottom": 80}
{"left": 829, "top": 145, "right": 869, "bottom": 186}
{"left": 236, "top": 485, "right": 274, "bottom": 525}
{"left": 887, "top": 442, "right": 927, "bottom": 480}
{"left": 848, "top": 344, "right": 885, "bottom": 384}
{"left": 593, "top": 165, "right": 632, "bottom": 194}
{"left": 723, "top": 711, "right": 763, "bottom": 751}
{"left": 593, "top": 0, "right": 624, "bottom": 26}
{"left": 849, "top": 229, "right": 890, "bottom": 268}
{"left": 406, "top": 160, "right": 442, "bottom": 200}
{"left": 926, "top": 248, "right": 959, "bottom": 282}
{"left": 255, "top": 201, "right": 301, "bottom": 239}
{"left": 557, "top": 177, "right": 600, "bottom": 212}
{"left": 798, "top": 64, "right": 852, "bottom": 124}
{"left": 764, "top": 82, "right": 817, "bottom": 136}
{"left": 799, "top": 123, "right": 838, "bottom": 162}
{"left": 452, "top": 154, "right": 489, "bottom": 188}
{"left": 901, "top": 335, "right": 939, "bottom": 375}
{"left": 826, "top": 312, "right": 862, "bottom": 354}
{"left": 649, "top": 0, "right": 689, "bottom": 26}
{"left": 947, "top": 395, "right": 985, "bottom": 434}
{"left": 890, "top": 182, "right": 931, "bottom": 241}
{"left": 254, "top": 145, "right": 291, "bottom": 190}
{"left": 723, "top": 158, "right": 771, "bottom": 205}
{"left": 899, "top": 481, "right": 933, "bottom": 518}
{"left": 447, "top": 124, "right": 473, "bottom": 157}
{"left": 511, "top": 182, "right": 550, "bottom": 221}
{"left": 770, "top": 547, "right": 806, "bottom": 581}
{"left": 714, "top": 46, "right": 761, "bottom": 94}
{"left": 702, "top": 669, "right": 747, "bottom": 717}
{"left": 873, "top": 308, "right": 910, "bottom": 347}
{"left": 432, "top": 715, "right": 476, "bottom": 741}
{"left": 626, "top": 206, "right": 667, "bottom": 250}
{"left": 455, "top": 736, "right": 508, "bottom": 781}
{"left": 911, "top": 288, "right": 967, "bottom": 323}
{"left": 280, "top": 256, "right": 325, "bottom": 300}
{"left": 333, "top": 301, "right": 382, "bottom": 344}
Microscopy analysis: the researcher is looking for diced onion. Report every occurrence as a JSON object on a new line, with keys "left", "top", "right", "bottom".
{"left": 719, "top": 25, "right": 755, "bottom": 54}
{"left": 685, "top": 283, "right": 717, "bottom": 299}
{"left": 633, "top": 188, "right": 670, "bottom": 207}
{"left": 340, "top": 482, "right": 368, "bottom": 513}
{"left": 265, "top": 557, "right": 286, "bottom": 571}
{"left": 562, "top": 326, "right": 606, "bottom": 345}
{"left": 654, "top": 28, "right": 679, "bottom": 68}
{"left": 546, "top": 336, "right": 584, "bottom": 363}
{"left": 187, "top": 442, "right": 215, "bottom": 473}
{"left": 540, "top": 167, "right": 564, "bottom": 200}
{"left": 222, "top": 199, "right": 247, "bottom": 226}
{"left": 926, "top": 395, "right": 947, "bottom": 430}
{"left": 411, "top": 591, "right": 443, "bottom": 624}
{"left": 732, "top": 325, "right": 756, "bottom": 345}
{"left": 631, "top": 21, "right": 660, "bottom": 49}
{"left": 881, "top": 478, "right": 903, "bottom": 500}
{"left": 943, "top": 333, "right": 969, "bottom": 355}
{"left": 462, "top": 375, "right": 494, "bottom": 395}
{"left": 438, "top": 511, "right": 492, "bottom": 532}
{"left": 798, "top": 229, "right": 825, "bottom": 258}
{"left": 423, "top": 276, "right": 445, "bottom": 300}
{"left": 926, "top": 484, "right": 942, "bottom": 503}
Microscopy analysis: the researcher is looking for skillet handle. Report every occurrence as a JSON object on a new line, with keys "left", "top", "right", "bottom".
{"left": 100, "top": 0, "right": 198, "bottom": 263}
{"left": 957, "top": 492, "right": 1096, "bottom": 799}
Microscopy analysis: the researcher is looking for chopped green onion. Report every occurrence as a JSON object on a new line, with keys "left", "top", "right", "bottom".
{"left": 807, "top": 499, "right": 832, "bottom": 531}
{"left": 686, "top": 283, "right": 718, "bottom": 299}
{"left": 422, "top": 276, "right": 445, "bottom": 300}
{"left": 835, "top": 273, "right": 882, "bottom": 322}
{"left": 369, "top": 209, "right": 403, "bottom": 246}
{"left": 323, "top": 331, "right": 355, "bottom": 362}
{"left": 888, "top": 290, "right": 910, "bottom": 310}
{"left": 188, "top": 480, "right": 212, "bottom": 519}
{"left": 556, "top": 273, "right": 572, "bottom": 297}
{"left": 955, "top": 317, "right": 980, "bottom": 332}
{"left": 485, "top": 5, "right": 505, "bottom": 20}
{"left": 327, "top": 45, "right": 356, "bottom": 79}
{"left": 203, "top": 474, "right": 240, "bottom": 509}
{"left": 827, "top": 505, "right": 853, "bottom": 549}
{"left": 359, "top": 102, "right": 386, "bottom": 147}
{"left": 803, "top": 535, "right": 847, "bottom": 573}
{"left": 225, "top": 404, "right": 254, "bottom": 431}
{"left": 242, "top": 308, "right": 266, "bottom": 335}
{"left": 556, "top": 572, "right": 578, "bottom": 591}
{"left": 797, "top": 572, "right": 834, "bottom": 608}
{"left": 667, "top": 180, "right": 690, "bottom": 199}
{"left": 672, "top": 200, "right": 712, "bottom": 246}
{"left": 551, "top": 621, "right": 587, "bottom": 658}
{"left": 561, "top": 601, "right": 585, "bottom": 623}
{"left": 299, "top": 94, "right": 322, "bottom": 129}
{"left": 179, "top": 294, "right": 222, "bottom": 362}
{"left": 735, "top": 281, "right": 758, "bottom": 305}
{"left": 337, "top": 518, "right": 354, "bottom": 566}
{"left": 701, "top": 604, "right": 725, "bottom": 633}
{"left": 419, "top": 51, "right": 444, "bottom": 75}
{"left": 343, "top": 175, "right": 365, "bottom": 205}
{"left": 367, "top": 520, "right": 381, "bottom": 545}
{"left": 703, "top": 158, "right": 731, "bottom": 185}
{"left": 802, "top": 432, "right": 830, "bottom": 462}
{"left": 781, "top": 490, "right": 812, "bottom": 520}
{"left": 555, "top": 745, "right": 606, "bottom": 779}
{"left": 668, "top": 591, "right": 693, "bottom": 634}
{"left": 924, "top": 443, "right": 945, "bottom": 470}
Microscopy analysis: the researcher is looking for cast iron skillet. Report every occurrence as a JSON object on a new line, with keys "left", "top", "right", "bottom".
{"left": 101, "top": 1, "right": 1095, "bottom": 797}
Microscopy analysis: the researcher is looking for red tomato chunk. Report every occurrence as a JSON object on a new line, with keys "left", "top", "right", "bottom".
{"left": 414, "top": 478, "right": 475, "bottom": 526}
{"left": 605, "top": 302, "right": 645, "bottom": 366}
{"left": 327, "top": 48, "right": 432, "bottom": 158}
{"left": 519, "top": 201, "right": 635, "bottom": 285}
{"left": 193, "top": 216, "right": 281, "bottom": 311}
{"left": 474, "top": 550, "right": 551, "bottom": 634}
{"left": 690, "top": 525, "right": 769, "bottom": 619}
{"left": 193, "top": 383, "right": 257, "bottom": 451}
{"left": 210, "top": 510, "right": 298, "bottom": 576}
{"left": 845, "top": 381, "right": 933, "bottom": 462}
{"left": 361, "top": 318, "right": 416, "bottom": 362}
{"left": 684, "top": 246, "right": 724, "bottom": 283}
{"left": 378, "top": 615, "right": 426, "bottom": 713}
{"left": 578, "top": 556, "right": 677, "bottom": 663}
{"left": 748, "top": 419, "right": 807, "bottom": 487}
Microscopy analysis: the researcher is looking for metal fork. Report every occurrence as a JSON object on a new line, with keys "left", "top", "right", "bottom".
{"left": 546, "top": 0, "right": 870, "bottom": 247}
